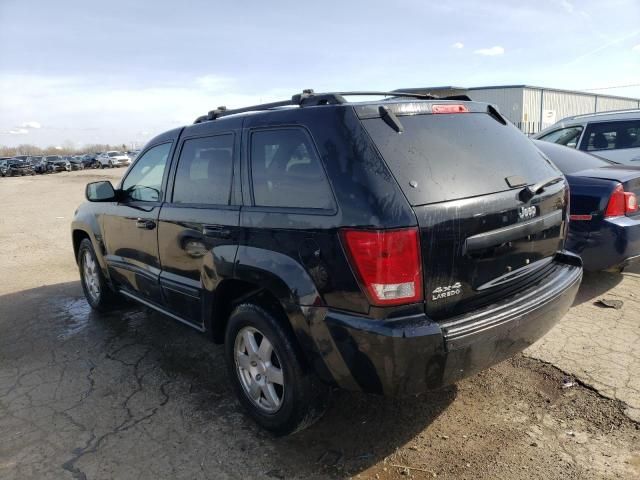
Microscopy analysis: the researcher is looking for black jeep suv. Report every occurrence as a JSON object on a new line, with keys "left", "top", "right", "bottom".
{"left": 72, "top": 90, "right": 583, "bottom": 434}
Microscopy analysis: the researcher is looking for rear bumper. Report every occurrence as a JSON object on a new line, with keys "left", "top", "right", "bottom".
{"left": 568, "top": 216, "right": 640, "bottom": 271}
{"left": 318, "top": 252, "right": 582, "bottom": 395}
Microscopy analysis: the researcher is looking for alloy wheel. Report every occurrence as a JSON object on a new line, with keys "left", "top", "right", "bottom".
{"left": 234, "top": 326, "right": 285, "bottom": 413}
{"left": 82, "top": 250, "right": 100, "bottom": 302}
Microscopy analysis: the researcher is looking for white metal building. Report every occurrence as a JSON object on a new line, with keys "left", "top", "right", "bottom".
{"left": 420, "top": 85, "right": 640, "bottom": 134}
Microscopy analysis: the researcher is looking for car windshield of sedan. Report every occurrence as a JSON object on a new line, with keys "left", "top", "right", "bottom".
{"left": 107, "top": 152, "right": 121, "bottom": 157}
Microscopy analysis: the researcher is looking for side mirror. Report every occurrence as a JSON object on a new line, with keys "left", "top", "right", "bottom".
{"left": 86, "top": 181, "right": 117, "bottom": 202}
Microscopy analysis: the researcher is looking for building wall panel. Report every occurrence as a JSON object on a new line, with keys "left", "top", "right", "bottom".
{"left": 466, "top": 88, "right": 524, "bottom": 125}
{"left": 595, "top": 96, "right": 640, "bottom": 112}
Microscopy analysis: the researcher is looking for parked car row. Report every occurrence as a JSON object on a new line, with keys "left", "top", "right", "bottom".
{"left": 0, "top": 151, "right": 138, "bottom": 177}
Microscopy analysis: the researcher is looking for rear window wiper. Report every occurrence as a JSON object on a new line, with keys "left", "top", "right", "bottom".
{"left": 518, "top": 176, "right": 564, "bottom": 203}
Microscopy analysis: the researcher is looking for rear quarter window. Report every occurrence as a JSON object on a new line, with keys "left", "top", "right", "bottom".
{"left": 250, "top": 128, "right": 334, "bottom": 210}
{"left": 362, "top": 113, "right": 559, "bottom": 205}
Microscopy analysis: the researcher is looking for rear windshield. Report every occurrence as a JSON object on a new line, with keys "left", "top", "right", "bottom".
{"left": 362, "top": 113, "right": 559, "bottom": 205}
{"left": 534, "top": 140, "right": 613, "bottom": 174}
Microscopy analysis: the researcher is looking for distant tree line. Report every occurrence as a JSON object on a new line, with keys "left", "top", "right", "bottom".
{"left": 0, "top": 143, "right": 130, "bottom": 157}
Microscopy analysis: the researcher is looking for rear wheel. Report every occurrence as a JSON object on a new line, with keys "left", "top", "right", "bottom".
{"left": 78, "top": 238, "right": 119, "bottom": 311}
{"left": 225, "top": 303, "right": 330, "bottom": 435}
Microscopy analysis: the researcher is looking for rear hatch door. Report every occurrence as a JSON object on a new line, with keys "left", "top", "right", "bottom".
{"left": 359, "top": 103, "right": 568, "bottom": 319}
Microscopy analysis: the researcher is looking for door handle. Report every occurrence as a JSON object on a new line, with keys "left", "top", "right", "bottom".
{"left": 202, "top": 225, "right": 232, "bottom": 239}
{"left": 135, "top": 219, "right": 156, "bottom": 230}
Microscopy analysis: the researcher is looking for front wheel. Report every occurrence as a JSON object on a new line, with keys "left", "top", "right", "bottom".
{"left": 78, "top": 238, "right": 119, "bottom": 311}
{"left": 225, "top": 303, "right": 330, "bottom": 435}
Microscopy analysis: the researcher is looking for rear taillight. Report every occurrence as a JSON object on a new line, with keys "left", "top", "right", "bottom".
{"left": 341, "top": 228, "right": 423, "bottom": 306}
{"left": 431, "top": 104, "right": 469, "bottom": 114}
{"left": 605, "top": 183, "right": 638, "bottom": 217}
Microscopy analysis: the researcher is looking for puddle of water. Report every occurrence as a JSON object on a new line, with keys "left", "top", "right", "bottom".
{"left": 50, "top": 297, "right": 93, "bottom": 340}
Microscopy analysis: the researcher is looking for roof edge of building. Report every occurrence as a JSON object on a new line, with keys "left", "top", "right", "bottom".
{"left": 423, "top": 84, "right": 640, "bottom": 102}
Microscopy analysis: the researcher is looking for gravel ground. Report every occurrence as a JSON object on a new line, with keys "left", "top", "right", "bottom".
{"left": 0, "top": 170, "right": 638, "bottom": 479}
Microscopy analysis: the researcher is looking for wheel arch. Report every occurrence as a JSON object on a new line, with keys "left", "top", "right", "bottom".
{"left": 207, "top": 247, "right": 333, "bottom": 382}
{"left": 72, "top": 229, "right": 91, "bottom": 262}
{"left": 71, "top": 218, "right": 108, "bottom": 272}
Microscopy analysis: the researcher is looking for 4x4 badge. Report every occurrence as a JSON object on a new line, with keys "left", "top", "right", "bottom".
{"left": 432, "top": 282, "right": 462, "bottom": 301}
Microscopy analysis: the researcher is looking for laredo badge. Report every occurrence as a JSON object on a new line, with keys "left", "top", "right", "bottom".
{"left": 432, "top": 282, "right": 462, "bottom": 301}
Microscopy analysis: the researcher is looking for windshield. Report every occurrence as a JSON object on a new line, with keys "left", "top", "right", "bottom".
{"left": 46, "top": 156, "right": 60, "bottom": 161}
{"left": 108, "top": 152, "right": 120, "bottom": 157}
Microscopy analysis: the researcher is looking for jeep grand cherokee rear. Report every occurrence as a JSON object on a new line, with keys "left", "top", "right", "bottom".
{"left": 72, "top": 91, "right": 582, "bottom": 434}
{"left": 319, "top": 99, "right": 582, "bottom": 396}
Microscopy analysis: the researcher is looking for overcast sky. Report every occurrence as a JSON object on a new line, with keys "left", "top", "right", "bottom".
{"left": 1, "top": 0, "right": 640, "bottom": 148}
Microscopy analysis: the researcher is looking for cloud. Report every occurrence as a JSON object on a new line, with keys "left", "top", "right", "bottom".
{"left": 633, "top": 44, "right": 640, "bottom": 52}
{"left": 451, "top": 42, "right": 464, "bottom": 49}
{"left": 565, "top": 29, "right": 640, "bottom": 66}
{"left": 474, "top": 46, "right": 505, "bottom": 56}
{"left": 559, "top": 0, "right": 574, "bottom": 13}
{"left": 0, "top": 120, "right": 42, "bottom": 136}
{"left": 194, "top": 74, "right": 234, "bottom": 91}
{"left": 0, "top": 72, "right": 292, "bottom": 146}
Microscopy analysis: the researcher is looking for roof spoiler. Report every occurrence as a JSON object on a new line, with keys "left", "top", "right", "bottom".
{"left": 392, "top": 88, "right": 472, "bottom": 102}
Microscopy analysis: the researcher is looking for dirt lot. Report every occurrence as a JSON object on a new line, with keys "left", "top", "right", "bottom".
{"left": 0, "top": 170, "right": 639, "bottom": 479}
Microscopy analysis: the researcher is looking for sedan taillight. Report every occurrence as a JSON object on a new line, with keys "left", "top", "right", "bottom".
{"left": 605, "top": 183, "right": 638, "bottom": 217}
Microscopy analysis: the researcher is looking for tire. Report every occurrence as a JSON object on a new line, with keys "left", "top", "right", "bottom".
{"left": 109, "top": 161, "right": 114, "bottom": 168}
{"left": 77, "top": 238, "right": 119, "bottom": 311}
{"left": 225, "top": 303, "right": 330, "bottom": 436}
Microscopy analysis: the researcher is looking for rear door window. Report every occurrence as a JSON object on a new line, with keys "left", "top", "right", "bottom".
{"left": 250, "top": 128, "right": 334, "bottom": 210}
{"left": 172, "top": 134, "right": 234, "bottom": 205}
{"left": 362, "top": 112, "right": 559, "bottom": 205}
{"left": 581, "top": 120, "right": 640, "bottom": 151}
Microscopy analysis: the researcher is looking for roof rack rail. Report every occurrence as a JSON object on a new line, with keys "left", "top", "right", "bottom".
{"left": 193, "top": 89, "right": 442, "bottom": 124}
